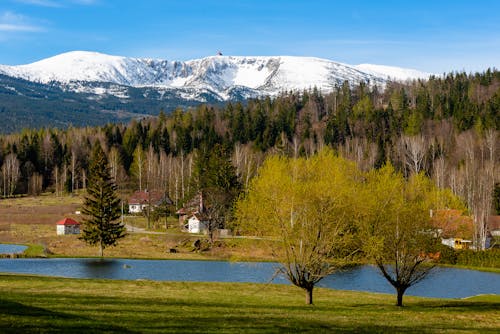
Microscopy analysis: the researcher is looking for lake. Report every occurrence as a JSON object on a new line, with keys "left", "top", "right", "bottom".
{"left": 0, "top": 258, "right": 499, "bottom": 298}
{"left": 0, "top": 244, "right": 28, "bottom": 254}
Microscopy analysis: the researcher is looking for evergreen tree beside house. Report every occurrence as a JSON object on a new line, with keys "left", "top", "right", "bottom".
{"left": 80, "top": 143, "right": 126, "bottom": 257}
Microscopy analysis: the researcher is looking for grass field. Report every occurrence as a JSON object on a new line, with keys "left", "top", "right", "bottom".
{"left": 0, "top": 194, "right": 274, "bottom": 260}
{"left": 0, "top": 275, "right": 498, "bottom": 333}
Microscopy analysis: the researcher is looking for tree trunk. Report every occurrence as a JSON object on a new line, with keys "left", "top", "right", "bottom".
{"left": 396, "top": 286, "right": 406, "bottom": 307}
{"left": 99, "top": 243, "right": 103, "bottom": 257}
{"left": 305, "top": 287, "right": 313, "bottom": 305}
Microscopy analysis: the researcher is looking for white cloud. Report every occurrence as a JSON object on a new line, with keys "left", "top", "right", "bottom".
{"left": 0, "top": 11, "right": 45, "bottom": 32}
{"left": 0, "top": 23, "right": 42, "bottom": 32}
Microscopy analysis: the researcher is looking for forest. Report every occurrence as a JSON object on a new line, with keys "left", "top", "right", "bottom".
{"left": 0, "top": 69, "right": 499, "bottom": 249}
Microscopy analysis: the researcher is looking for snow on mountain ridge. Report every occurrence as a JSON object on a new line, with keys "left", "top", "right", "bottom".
{"left": 0, "top": 51, "right": 432, "bottom": 101}
{"left": 354, "top": 64, "right": 432, "bottom": 81}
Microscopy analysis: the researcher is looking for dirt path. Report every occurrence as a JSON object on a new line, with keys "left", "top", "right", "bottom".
{"left": 125, "top": 224, "right": 165, "bottom": 235}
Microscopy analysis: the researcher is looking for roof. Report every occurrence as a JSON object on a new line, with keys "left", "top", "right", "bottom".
{"left": 430, "top": 209, "right": 473, "bottom": 239}
{"left": 129, "top": 190, "right": 172, "bottom": 205}
{"left": 176, "top": 193, "right": 204, "bottom": 215}
{"left": 488, "top": 216, "right": 500, "bottom": 231}
{"left": 56, "top": 218, "right": 80, "bottom": 225}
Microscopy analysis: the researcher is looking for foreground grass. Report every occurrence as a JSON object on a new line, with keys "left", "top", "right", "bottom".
{"left": 0, "top": 275, "right": 498, "bottom": 333}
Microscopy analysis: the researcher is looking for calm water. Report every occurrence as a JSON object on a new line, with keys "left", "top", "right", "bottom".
{"left": 0, "top": 258, "right": 499, "bottom": 298}
{"left": 0, "top": 244, "right": 27, "bottom": 254}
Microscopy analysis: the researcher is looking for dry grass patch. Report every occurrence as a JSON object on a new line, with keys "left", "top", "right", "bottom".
{"left": 0, "top": 193, "right": 275, "bottom": 260}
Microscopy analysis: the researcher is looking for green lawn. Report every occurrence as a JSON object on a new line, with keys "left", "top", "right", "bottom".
{"left": 0, "top": 275, "right": 498, "bottom": 333}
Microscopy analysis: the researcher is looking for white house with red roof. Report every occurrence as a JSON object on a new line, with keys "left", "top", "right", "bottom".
{"left": 56, "top": 218, "right": 80, "bottom": 235}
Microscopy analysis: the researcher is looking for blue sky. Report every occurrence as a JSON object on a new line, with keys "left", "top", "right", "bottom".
{"left": 0, "top": 0, "right": 499, "bottom": 73}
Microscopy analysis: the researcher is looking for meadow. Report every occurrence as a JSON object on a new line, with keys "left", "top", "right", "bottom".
{"left": 0, "top": 274, "right": 499, "bottom": 333}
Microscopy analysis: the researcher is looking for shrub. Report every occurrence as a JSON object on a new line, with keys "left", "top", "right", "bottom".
{"left": 456, "top": 249, "right": 500, "bottom": 268}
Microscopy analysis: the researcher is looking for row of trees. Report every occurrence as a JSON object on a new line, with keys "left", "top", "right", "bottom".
{"left": 235, "top": 149, "right": 463, "bottom": 306}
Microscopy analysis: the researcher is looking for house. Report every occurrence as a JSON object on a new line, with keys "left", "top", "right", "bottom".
{"left": 176, "top": 193, "right": 204, "bottom": 226}
{"left": 176, "top": 193, "right": 207, "bottom": 233}
{"left": 56, "top": 218, "right": 80, "bottom": 235}
{"left": 430, "top": 209, "right": 474, "bottom": 250}
{"left": 441, "top": 237, "right": 473, "bottom": 250}
{"left": 128, "top": 190, "right": 172, "bottom": 214}
{"left": 187, "top": 214, "right": 208, "bottom": 234}
{"left": 486, "top": 215, "right": 500, "bottom": 248}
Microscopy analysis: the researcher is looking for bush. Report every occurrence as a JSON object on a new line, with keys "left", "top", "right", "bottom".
{"left": 435, "top": 244, "right": 458, "bottom": 265}
{"left": 456, "top": 249, "right": 500, "bottom": 268}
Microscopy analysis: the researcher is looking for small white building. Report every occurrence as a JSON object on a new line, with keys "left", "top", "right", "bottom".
{"left": 128, "top": 190, "right": 171, "bottom": 214}
{"left": 56, "top": 218, "right": 81, "bottom": 235}
{"left": 129, "top": 203, "right": 146, "bottom": 214}
{"left": 187, "top": 214, "right": 207, "bottom": 234}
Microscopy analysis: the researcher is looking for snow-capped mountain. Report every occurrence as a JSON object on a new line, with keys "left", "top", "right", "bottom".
{"left": 0, "top": 51, "right": 431, "bottom": 101}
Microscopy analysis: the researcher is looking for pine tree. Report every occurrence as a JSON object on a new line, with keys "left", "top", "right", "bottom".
{"left": 80, "top": 144, "right": 125, "bottom": 257}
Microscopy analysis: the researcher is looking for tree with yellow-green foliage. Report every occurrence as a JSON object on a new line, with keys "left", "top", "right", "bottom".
{"left": 360, "top": 165, "right": 464, "bottom": 306}
{"left": 235, "top": 149, "right": 361, "bottom": 304}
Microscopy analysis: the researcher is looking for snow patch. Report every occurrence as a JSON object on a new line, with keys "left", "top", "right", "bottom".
{"left": 354, "top": 64, "right": 432, "bottom": 81}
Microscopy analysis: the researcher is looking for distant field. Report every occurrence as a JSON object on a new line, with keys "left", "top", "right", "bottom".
{"left": 0, "top": 275, "right": 498, "bottom": 333}
{"left": 0, "top": 194, "right": 81, "bottom": 225}
{"left": 0, "top": 194, "right": 274, "bottom": 260}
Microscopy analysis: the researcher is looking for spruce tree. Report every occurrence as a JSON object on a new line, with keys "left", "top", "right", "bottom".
{"left": 80, "top": 143, "right": 125, "bottom": 257}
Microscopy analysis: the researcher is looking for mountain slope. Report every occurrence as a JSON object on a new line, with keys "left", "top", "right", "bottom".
{"left": 0, "top": 74, "right": 204, "bottom": 133}
{"left": 0, "top": 51, "right": 431, "bottom": 101}
{"left": 0, "top": 51, "right": 433, "bottom": 133}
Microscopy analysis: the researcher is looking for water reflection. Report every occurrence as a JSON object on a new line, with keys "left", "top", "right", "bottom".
{"left": 81, "top": 259, "right": 123, "bottom": 279}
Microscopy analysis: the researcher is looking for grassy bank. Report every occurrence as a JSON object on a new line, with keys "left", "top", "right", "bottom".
{"left": 0, "top": 275, "right": 499, "bottom": 333}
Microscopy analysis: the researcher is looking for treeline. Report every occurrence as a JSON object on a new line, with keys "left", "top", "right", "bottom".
{"left": 0, "top": 69, "right": 498, "bottom": 247}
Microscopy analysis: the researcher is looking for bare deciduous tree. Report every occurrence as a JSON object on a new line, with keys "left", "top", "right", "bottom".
{"left": 1, "top": 153, "right": 20, "bottom": 197}
{"left": 399, "top": 135, "right": 427, "bottom": 175}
